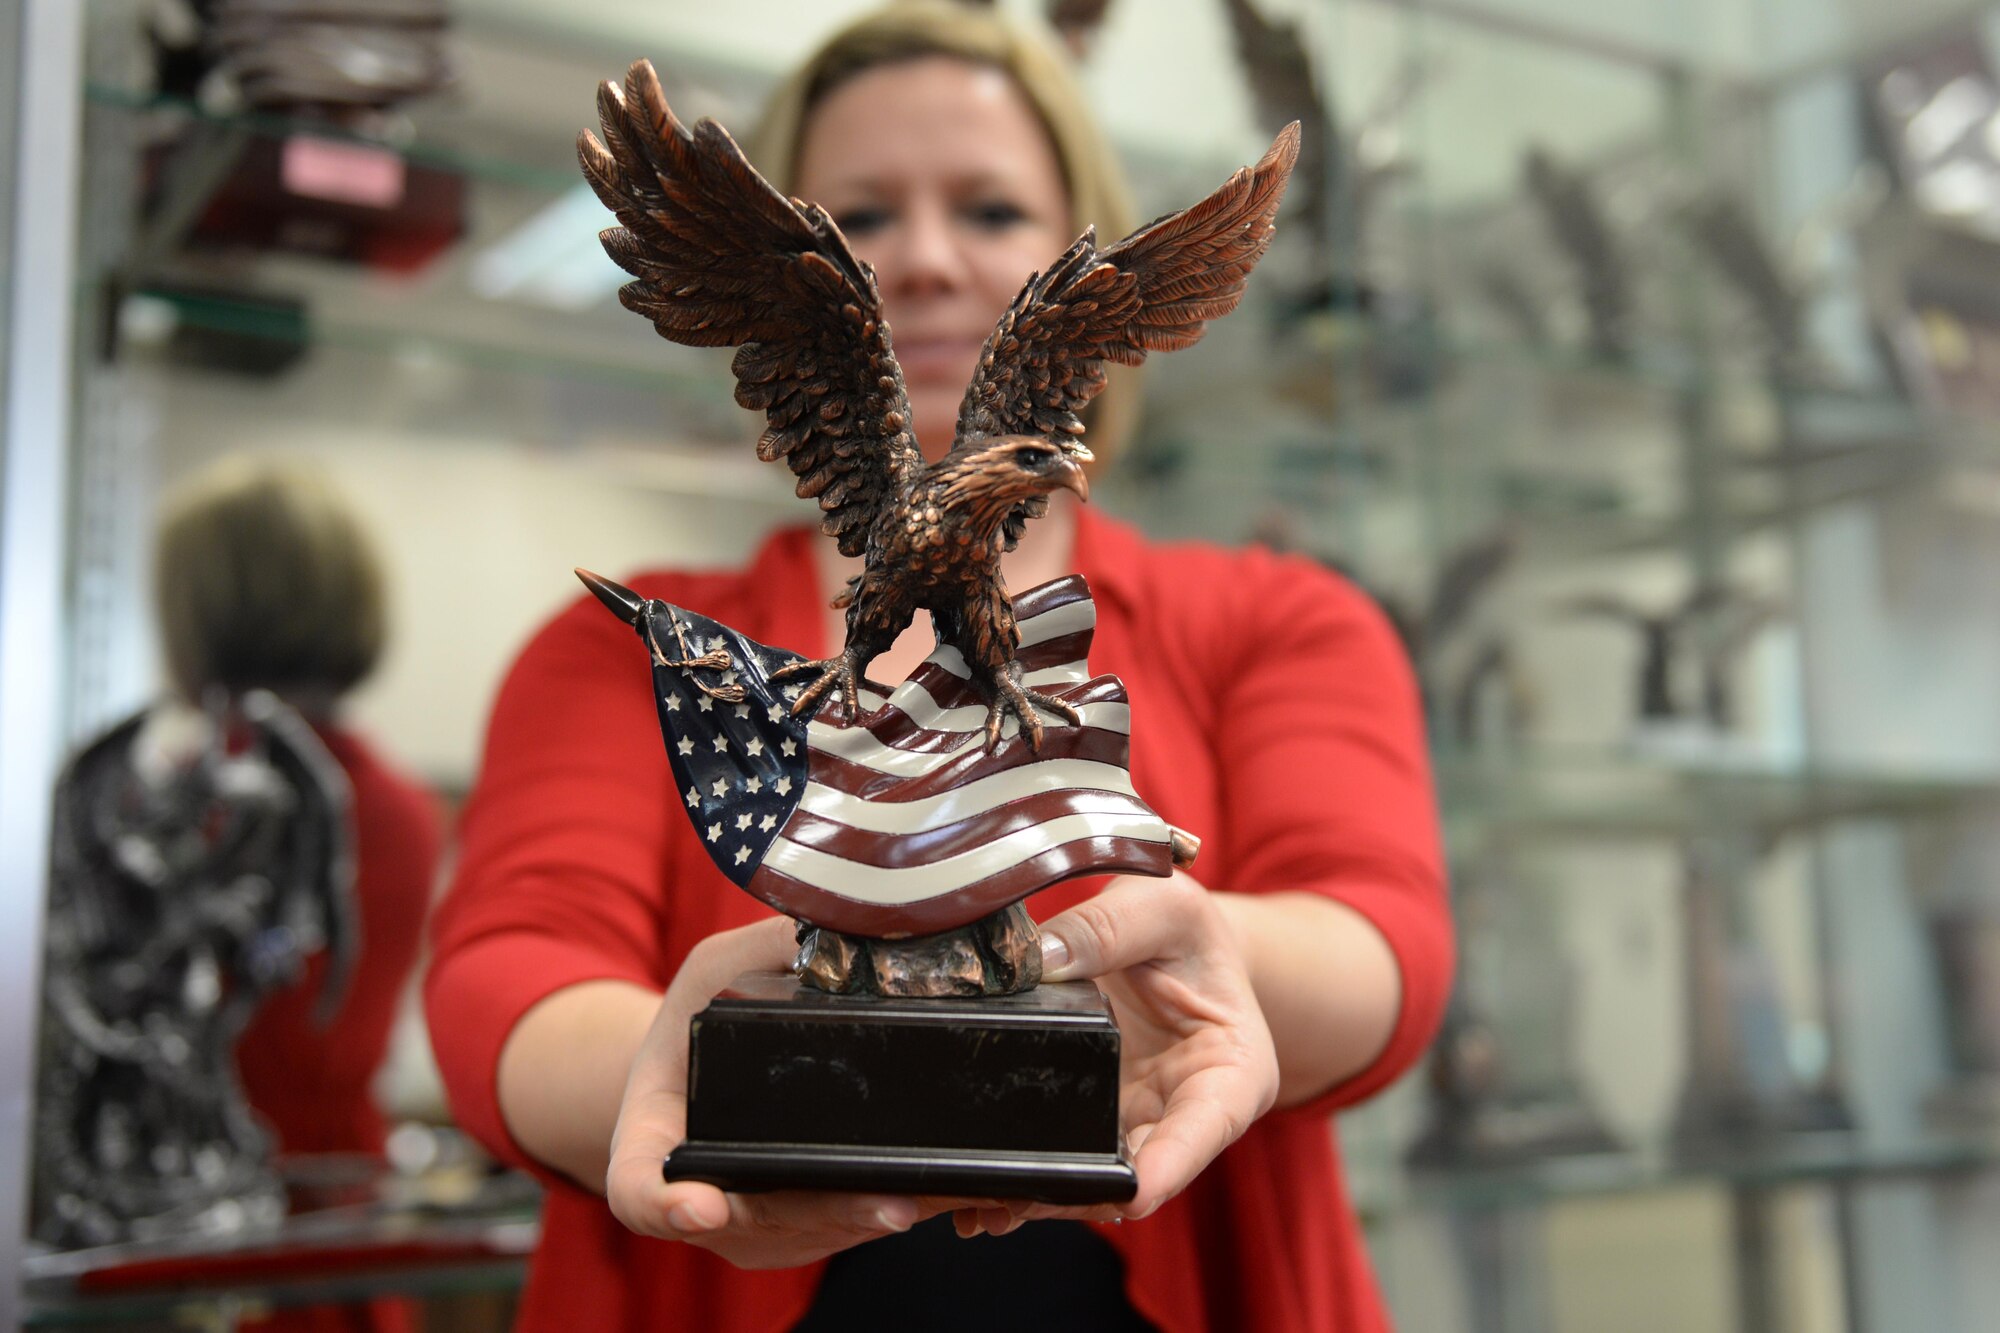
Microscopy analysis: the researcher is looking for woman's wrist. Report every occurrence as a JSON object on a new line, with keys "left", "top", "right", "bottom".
{"left": 497, "top": 979, "right": 662, "bottom": 1191}
{"left": 1206, "top": 887, "right": 1403, "bottom": 1107}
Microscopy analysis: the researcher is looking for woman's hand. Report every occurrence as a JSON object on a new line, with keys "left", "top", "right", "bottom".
{"left": 958, "top": 871, "right": 1279, "bottom": 1236}
{"left": 605, "top": 916, "right": 933, "bottom": 1268}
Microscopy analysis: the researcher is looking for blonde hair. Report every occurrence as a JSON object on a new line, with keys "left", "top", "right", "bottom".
{"left": 155, "top": 456, "right": 386, "bottom": 704}
{"left": 749, "top": 0, "right": 1143, "bottom": 460}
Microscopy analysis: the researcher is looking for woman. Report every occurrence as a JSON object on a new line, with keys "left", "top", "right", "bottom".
{"left": 424, "top": 6, "right": 1450, "bottom": 1330}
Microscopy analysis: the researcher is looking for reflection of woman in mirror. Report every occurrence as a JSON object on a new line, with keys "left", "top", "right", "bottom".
{"left": 426, "top": 6, "right": 1451, "bottom": 1330}
{"left": 159, "top": 458, "right": 443, "bottom": 1333}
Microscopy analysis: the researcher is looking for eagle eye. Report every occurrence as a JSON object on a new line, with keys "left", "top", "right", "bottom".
{"left": 1016, "top": 446, "right": 1055, "bottom": 469}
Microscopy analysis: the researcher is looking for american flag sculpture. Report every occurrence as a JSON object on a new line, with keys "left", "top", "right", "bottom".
{"left": 577, "top": 570, "right": 1193, "bottom": 943}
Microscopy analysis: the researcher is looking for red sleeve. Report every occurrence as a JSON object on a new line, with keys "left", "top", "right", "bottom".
{"left": 1204, "top": 549, "right": 1454, "bottom": 1115}
{"left": 423, "top": 581, "right": 700, "bottom": 1178}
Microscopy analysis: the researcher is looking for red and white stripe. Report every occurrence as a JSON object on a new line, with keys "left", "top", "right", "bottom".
{"left": 745, "top": 577, "right": 1175, "bottom": 936}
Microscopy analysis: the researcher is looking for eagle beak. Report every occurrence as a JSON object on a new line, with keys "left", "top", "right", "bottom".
{"left": 1056, "top": 445, "right": 1092, "bottom": 502}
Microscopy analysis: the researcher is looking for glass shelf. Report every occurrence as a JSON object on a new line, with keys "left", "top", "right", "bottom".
{"left": 129, "top": 282, "right": 732, "bottom": 403}
{"left": 26, "top": 1255, "right": 528, "bottom": 1328}
{"left": 85, "top": 83, "right": 580, "bottom": 194}
{"left": 21, "top": 1165, "right": 539, "bottom": 1328}
{"left": 1435, "top": 747, "right": 2000, "bottom": 837}
{"left": 1372, "top": 1132, "right": 2000, "bottom": 1216}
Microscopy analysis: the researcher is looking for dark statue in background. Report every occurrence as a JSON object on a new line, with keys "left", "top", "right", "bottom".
{"left": 1523, "top": 146, "right": 1634, "bottom": 364}
{"left": 33, "top": 692, "right": 355, "bottom": 1249}
{"left": 150, "top": 0, "right": 452, "bottom": 114}
{"left": 568, "top": 60, "right": 1295, "bottom": 1202}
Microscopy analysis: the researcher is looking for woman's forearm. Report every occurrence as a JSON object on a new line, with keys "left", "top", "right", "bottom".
{"left": 497, "top": 979, "right": 662, "bottom": 1190}
{"left": 1213, "top": 890, "right": 1402, "bottom": 1107}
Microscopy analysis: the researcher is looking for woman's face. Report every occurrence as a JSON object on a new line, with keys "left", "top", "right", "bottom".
{"left": 794, "top": 57, "right": 1073, "bottom": 461}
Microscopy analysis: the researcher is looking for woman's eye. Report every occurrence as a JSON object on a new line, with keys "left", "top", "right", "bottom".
{"left": 964, "top": 200, "right": 1028, "bottom": 230}
{"left": 832, "top": 206, "right": 890, "bottom": 237}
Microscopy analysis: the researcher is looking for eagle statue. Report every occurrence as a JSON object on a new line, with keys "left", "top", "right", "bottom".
{"left": 577, "top": 60, "right": 1299, "bottom": 751}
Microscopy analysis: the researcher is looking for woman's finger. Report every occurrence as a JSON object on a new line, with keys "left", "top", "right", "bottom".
{"left": 733, "top": 1189, "right": 921, "bottom": 1240}
{"left": 607, "top": 914, "right": 797, "bottom": 1238}
{"left": 605, "top": 1084, "right": 691, "bottom": 1230}
{"left": 619, "top": 914, "right": 797, "bottom": 1124}
{"left": 1039, "top": 872, "right": 1207, "bottom": 983}
{"left": 609, "top": 1159, "right": 732, "bottom": 1239}
{"left": 1124, "top": 1073, "right": 1265, "bottom": 1218}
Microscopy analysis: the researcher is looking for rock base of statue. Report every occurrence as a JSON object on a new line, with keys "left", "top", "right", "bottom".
{"left": 663, "top": 970, "right": 1135, "bottom": 1204}
{"left": 794, "top": 902, "right": 1043, "bottom": 997}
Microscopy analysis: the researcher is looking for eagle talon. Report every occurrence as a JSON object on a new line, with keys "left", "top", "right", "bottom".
{"left": 981, "top": 673, "right": 1084, "bottom": 754}
{"left": 774, "top": 649, "right": 879, "bottom": 721}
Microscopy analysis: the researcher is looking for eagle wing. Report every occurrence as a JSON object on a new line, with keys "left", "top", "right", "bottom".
{"left": 579, "top": 60, "right": 919, "bottom": 557}
{"left": 955, "top": 122, "right": 1301, "bottom": 452}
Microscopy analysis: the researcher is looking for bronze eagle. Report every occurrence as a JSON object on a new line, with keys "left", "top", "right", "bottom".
{"left": 579, "top": 60, "right": 1298, "bottom": 749}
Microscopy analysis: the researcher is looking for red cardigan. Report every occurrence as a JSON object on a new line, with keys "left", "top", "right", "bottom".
{"left": 425, "top": 510, "right": 1452, "bottom": 1333}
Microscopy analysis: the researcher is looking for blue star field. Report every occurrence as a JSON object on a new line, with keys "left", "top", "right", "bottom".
{"left": 633, "top": 599, "right": 814, "bottom": 888}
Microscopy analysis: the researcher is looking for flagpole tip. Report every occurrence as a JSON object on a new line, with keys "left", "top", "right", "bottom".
{"left": 576, "top": 567, "right": 646, "bottom": 625}
{"left": 1169, "top": 827, "right": 1200, "bottom": 870}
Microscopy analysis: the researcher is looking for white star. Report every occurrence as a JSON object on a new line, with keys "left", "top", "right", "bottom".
{"left": 746, "top": 738, "right": 764, "bottom": 757}
{"left": 711, "top": 777, "right": 729, "bottom": 798}
{"left": 677, "top": 737, "right": 694, "bottom": 756}
{"left": 767, "top": 704, "right": 785, "bottom": 722}
{"left": 720, "top": 669, "right": 739, "bottom": 686}
{"left": 665, "top": 695, "right": 680, "bottom": 712}
{"left": 759, "top": 814, "right": 777, "bottom": 831}
{"left": 745, "top": 776, "right": 762, "bottom": 794}
{"left": 706, "top": 823, "right": 722, "bottom": 843}
{"left": 780, "top": 739, "right": 797, "bottom": 757}
{"left": 684, "top": 786, "right": 700, "bottom": 808}
{"left": 733, "top": 845, "right": 753, "bottom": 865}
{"left": 736, "top": 813, "right": 753, "bottom": 830}
{"left": 774, "top": 776, "right": 792, "bottom": 796}
{"left": 783, "top": 684, "right": 801, "bottom": 701}
{"left": 709, "top": 636, "right": 727, "bottom": 653}
{"left": 698, "top": 695, "right": 714, "bottom": 712}
{"left": 713, "top": 737, "right": 730, "bottom": 754}
{"left": 734, "top": 703, "right": 750, "bottom": 719}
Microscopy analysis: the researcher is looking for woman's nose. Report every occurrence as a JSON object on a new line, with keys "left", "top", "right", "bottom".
{"left": 884, "top": 198, "right": 967, "bottom": 297}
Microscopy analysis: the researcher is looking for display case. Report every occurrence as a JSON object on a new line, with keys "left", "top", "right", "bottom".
{"left": 15, "top": 1, "right": 2000, "bottom": 1329}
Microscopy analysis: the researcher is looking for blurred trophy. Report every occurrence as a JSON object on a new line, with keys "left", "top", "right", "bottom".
{"left": 1409, "top": 844, "right": 1617, "bottom": 1168}
{"left": 1220, "top": 0, "right": 1446, "bottom": 403}
{"left": 33, "top": 693, "right": 356, "bottom": 1248}
{"left": 1925, "top": 910, "right": 2000, "bottom": 1130}
{"left": 1560, "top": 582, "right": 1783, "bottom": 762}
{"left": 1523, "top": 146, "right": 1633, "bottom": 364}
{"left": 1670, "top": 830, "right": 1850, "bottom": 1163}
{"left": 1911, "top": 812, "right": 2000, "bottom": 1131}
{"left": 1420, "top": 529, "right": 1532, "bottom": 754}
{"left": 151, "top": 0, "right": 453, "bottom": 115}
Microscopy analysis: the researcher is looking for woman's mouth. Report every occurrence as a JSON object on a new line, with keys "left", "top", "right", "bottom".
{"left": 891, "top": 335, "right": 985, "bottom": 380}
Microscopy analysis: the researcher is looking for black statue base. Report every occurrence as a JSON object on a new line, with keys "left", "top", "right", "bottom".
{"left": 665, "top": 971, "right": 1135, "bottom": 1204}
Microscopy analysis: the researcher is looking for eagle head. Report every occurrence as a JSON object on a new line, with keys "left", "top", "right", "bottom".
{"left": 936, "top": 434, "right": 1093, "bottom": 536}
